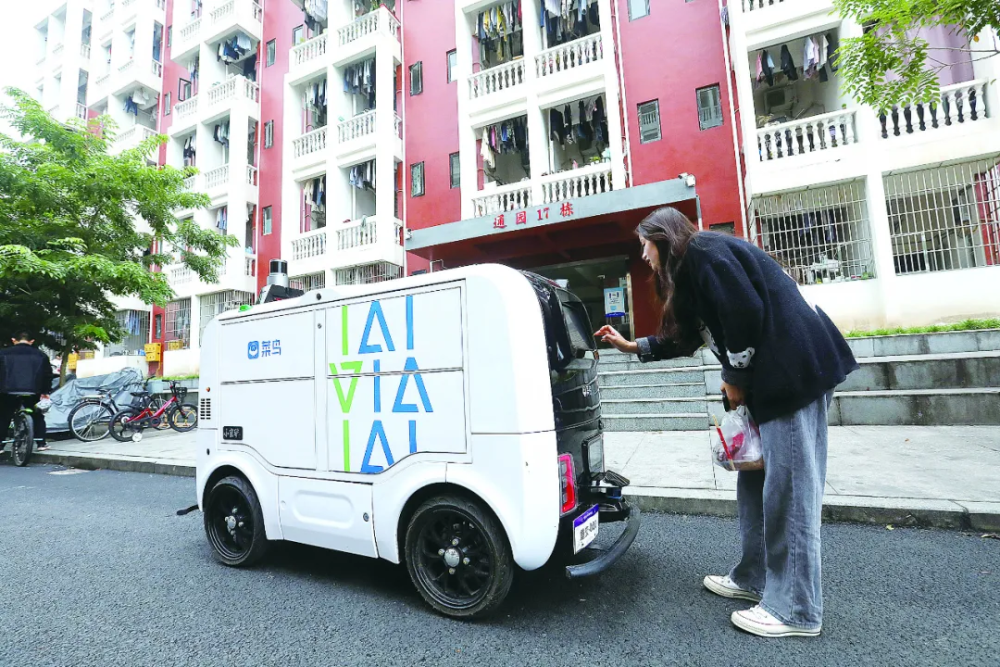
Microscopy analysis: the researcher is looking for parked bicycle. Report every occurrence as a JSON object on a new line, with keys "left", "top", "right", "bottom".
{"left": 109, "top": 381, "right": 198, "bottom": 442}
{"left": 1, "top": 396, "right": 49, "bottom": 467}
{"left": 69, "top": 382, "right": 170, "bottom": 442}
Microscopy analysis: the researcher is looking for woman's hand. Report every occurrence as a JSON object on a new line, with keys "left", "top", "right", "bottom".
{"left": 721, "top": 381, "right": 746, "bottom": 408}
{"left": 594, "top": 325, "right": 639, "bottom": 354}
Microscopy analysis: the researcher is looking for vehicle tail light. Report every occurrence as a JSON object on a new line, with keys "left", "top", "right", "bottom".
{"left": 558, "top": 453, "right": 577, "bottom": 515}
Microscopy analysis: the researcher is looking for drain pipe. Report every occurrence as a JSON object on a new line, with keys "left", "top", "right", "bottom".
{"left": 718, "top": 0, "right": 749, "bottom": 238}
{"left": 608, "top": 0, "right": 633, "bottom": 186}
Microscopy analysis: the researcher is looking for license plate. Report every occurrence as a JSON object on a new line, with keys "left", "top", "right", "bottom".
{"left": 572, "top": 505, "right": 599, "bottom": 554}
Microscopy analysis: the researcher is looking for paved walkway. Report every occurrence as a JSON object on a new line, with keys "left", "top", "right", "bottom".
{"left": 31, "top": 426, "right": 1000, "bottom": 529}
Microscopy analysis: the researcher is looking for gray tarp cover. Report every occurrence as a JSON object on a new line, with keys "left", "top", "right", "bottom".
{"left": 45, "top": 368, "right": 145, "bottom": 433}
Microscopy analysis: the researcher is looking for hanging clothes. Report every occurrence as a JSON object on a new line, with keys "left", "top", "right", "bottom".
{"left": 549, "top": 108, "right": 565, "bottom": 145}
{"left": 213, "top": 121, "right": 230, "bottom": 147}
{"left": 349, "top": 160, "right": 376, "bottom": 191}
{"left": 780, "top": 45, "right": 798, "bottom": 80}
{"left": 475, "top": 1, "right": 523, "bottom": 68}
{"left": 304, "top": 0, "right": 328, "bottom": 23}
{"left": 242, "top": 54, "right": 258, "bottom": 82}
{"left": 480, "top": 128, "right": 496, "bottom": 170}
{"left": 123, "top": 97, "right": 139, "bottom": 115}
{"left": 216, "top": 208, "right": 228, "bottom": 232}
{"left": 826, "top": 34, "right": 838, "bottom": 72}
{"left": 803, "top": 36, "right": 820, "bottom": 79}
{"left": 759, "top": 49, "right": 775, "bottom": 87}
{"left": 343, "top": 58, "right": 376, "bottom": 108}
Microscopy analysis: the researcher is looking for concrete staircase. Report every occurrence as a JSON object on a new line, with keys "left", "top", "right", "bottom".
{"left": 597, "top": 329, "right": 1000, "bottom": 431}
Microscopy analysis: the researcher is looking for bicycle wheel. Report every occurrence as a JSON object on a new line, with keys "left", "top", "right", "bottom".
{"left": 110, "top": 408, "right": 143, "bottom": 443}
{"left": 69, "top": 401, "right": 114, "bottom": 442}
{"left": 168, "top": 403, "right": 198, "bottom": 432}
{"left": 11, "top": 413, "right": 34, "bottom": 467}
{"left": 150, "top": 396, "right": 171, "bottom": 430}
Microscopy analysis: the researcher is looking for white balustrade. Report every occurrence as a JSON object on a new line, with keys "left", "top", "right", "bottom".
{"left": 210, "top": 0, "right": 235, "bottom": 24}
{"left": 100, "top": 6, "right": 114, "bottom": 23}
{"left": 182, "top": 175, "right": 197, "bottom": 190}
{"left": 96, "top": 72, "right": 111, "bottom": 89}
{"left": 207, "top": 76, "right": 258, "bottom": 107}
{"left": 81, "top": 44, "right": 91, "bottom": 59}
{"left": 118, "top": 59, "right": 135, "bottom": 75}
{"left": 337, "top": 218, "right": 380, "bottom": 251}
{"left": 469, "top": 59, "right": 525, "bottom": 100}
{"left": 204, "top": 165, "right": 230, "bottom": 190}
{"left": 292, "top": 33, "right": 327, "bottom": 67}
{"left": 338, "top": 110, "right": 376, "bottom": 143}
{"left": 246, "top": 165, "right": 258, "bottom": 186}
{"left": 293, "top": 126, "right": 327, "bottom": 158}
{"left": 541, "top": 165, "right": 613, "bottom": 204}
{"left": 757, "top": 109, "right": 858, "bottom": 161}
{"left": 292, "top": 229, "right": 327, "bottom": 260}
{"left": 473, "top": 184, "right": 533, "bottom": 217}
{"left": 152, "top": 59, "right": 163, "bottom": 77}
{"left": 742, "top": 0, "right": 788, "bottom": 11}
{"left": 175, "top": 95, "right": 198, "bottom": 120}
{"left": 339, "top": 8, "right": 399, "bottom": 46}
{"left": 243, "top": 77, "right": 259, "bottom": 102}
{"left": 536, "top": 34, "right": 603, "bottom": 79}
{"left": 880, "top": 80, "right": 990, "bottom": 138}
{"left": 52, "top": 43, "right": 65, "bottom": 57}
{"left": 169, "top": 265, "right": 194, "bottom": 285}
{"left": 179, "top": 19, "right": 201, "bottom": 46}
{"left": 76, "top": 103, "right": 88, "bottom": 120}
{"left": 244, "top": 256, "right": 256, "bottom": 277}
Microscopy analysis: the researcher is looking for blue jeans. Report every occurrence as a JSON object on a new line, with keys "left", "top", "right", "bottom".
{"left": 728, "top": 391, "right": 832, "bottom": 629}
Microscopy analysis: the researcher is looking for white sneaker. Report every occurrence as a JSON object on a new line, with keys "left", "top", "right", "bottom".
{"left": 702, "top": 575, "right": 761, "bottom": 602}
{"left": 731, "top": 605, "right": 821, "bottom": 638}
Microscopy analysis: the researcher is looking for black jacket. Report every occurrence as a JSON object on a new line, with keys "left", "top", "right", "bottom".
{"left": 0, "top": 344, "right": 54, "bottom": 395}
{"left": 636, "top": 233, "right": 858, "bottom": 423}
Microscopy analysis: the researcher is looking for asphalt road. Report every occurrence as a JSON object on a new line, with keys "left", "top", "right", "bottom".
{"left": 1, "top": 464, "right": 998, "bottom": 667}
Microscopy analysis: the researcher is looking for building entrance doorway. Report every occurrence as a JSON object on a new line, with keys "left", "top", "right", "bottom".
{"left": 531, "top": 256, "right": 633, "bottom": 349}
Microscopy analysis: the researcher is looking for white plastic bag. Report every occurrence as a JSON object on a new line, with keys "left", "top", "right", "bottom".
{"left": 712, "top": 405, "right": 764, "bottom": 472}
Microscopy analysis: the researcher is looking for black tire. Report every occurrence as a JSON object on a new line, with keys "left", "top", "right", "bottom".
{"left": 69, "top": 401, "right": 114, "bottom": 442}
{"left": 404, "top": 494, "right": 513, "bottom": 619}
{"left": 203, "top": 475, "right": 269, "bottom": 567}
{"left": 109, "top": 408, "right": 143, "bottom": 442}
{"left": 167, "top": 403, "right": 198, "bottom": 432}
{"left": 11, "top": 413, "right": 34, "bottom": 467}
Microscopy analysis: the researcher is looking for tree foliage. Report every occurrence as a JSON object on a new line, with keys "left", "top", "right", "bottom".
{"left": 0, "top": 88, "right": 236, "bottom": 376}
{"left": 834, "top": 0, "right": 999, "bottom": 112}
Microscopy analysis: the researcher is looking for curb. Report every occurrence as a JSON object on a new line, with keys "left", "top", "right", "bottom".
{"left": 33, "top": 453, "right": 1000, "bottom": 532}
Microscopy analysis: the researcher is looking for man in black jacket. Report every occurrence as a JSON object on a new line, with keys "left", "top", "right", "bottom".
{"left": 0, "top": 333, "right": 54, "bottom": 452}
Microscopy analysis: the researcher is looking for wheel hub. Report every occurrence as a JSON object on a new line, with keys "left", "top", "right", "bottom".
{"left": 443, "top": 547, "right": 461, "bottom": 568}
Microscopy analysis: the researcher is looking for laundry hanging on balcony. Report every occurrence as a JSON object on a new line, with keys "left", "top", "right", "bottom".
{"left": 307, "top": 79, "right": 328, "bottom": 110}
{"left": 305, "top": 175, "right": 327, "bottom": 211}
{"left": 242, "top": 54, "right": 258, "bottom": 82}
{"left": 475, "top": 1, "right": 523, "bottom": 66}
{"left": 353, "top": 0, "right": 393, "bottom": 17}
{"left": 216, "top": 207, "right": 228, "bottom": 232}
{"left": 540, "top": 0, "right": 598, "bottom": 49}
{"left": 123, "top": 97, "right": 139, "bottom": 115}
{"left": 549, "top": 95, "right": 607, "bottom": 153}
{"left": 344, "top": 59, "right": 376, "bottom": 109}
{"left": 183, "top": 136, "right": 196, "bottom": 166}
{"left": 349, "top": 160, "right": 376, "bottom": 192}
{"left": 483, "top": 117, "right": 528, "bottom": 155}
{"left": 124, "top": 310, "right": 144, "bottom": 336}
{"left": 304, "top": 0, "right": 329, "bottom": 25}
{"left": 218, "top": 32, "right": 253, "bottom": 64}
{"left": 214, "top": 120, "right": 230, "bottom": 147}
{"left": 754, "top": 33, "right": 838, "bottom": 90}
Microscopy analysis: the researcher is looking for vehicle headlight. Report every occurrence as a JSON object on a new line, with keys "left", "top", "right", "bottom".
{"left": 587, "top": 436, "right": 605, "bottom": 473}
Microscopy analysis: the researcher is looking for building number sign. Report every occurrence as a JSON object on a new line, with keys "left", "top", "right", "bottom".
{"left": 493, "top": 202, "right": 575, "bottom": 231}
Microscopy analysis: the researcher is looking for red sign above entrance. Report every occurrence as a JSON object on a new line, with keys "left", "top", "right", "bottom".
{"left": 492, "top": 201, "right": 575, "bottom": 232}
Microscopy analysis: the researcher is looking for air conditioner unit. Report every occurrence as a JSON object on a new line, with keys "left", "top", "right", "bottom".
{"left": 764, "top": 87, "right": 794, "bottom": 115}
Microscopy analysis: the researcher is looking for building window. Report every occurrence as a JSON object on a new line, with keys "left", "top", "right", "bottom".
{"left": 164, "top": 298, "right": 192, "bottom": 349}
{"left": 751, "top": 180, "right": 876, "bottom": 285}
{"left": 697, "top": 85, "right": 723, "bottom": 130}
{"left": 711, "top": 222, "right": 736, "bottom": 235}
{"left": 154, "top": 314, "right": 162, "bottom": 340}
{"left": 411, "top": 162, "right": 425, "bottom": 197}
{"left": 628, "top": 0, "right": 650, "bottom": 20}
{"left": 410, "top": 62, "right": 423, "bottom": 95}
{"left": 105, "top": 310, "right": 151, "bottom": 357}
{"left": 166, "top": 26, "right": 172, "bottom": 48}
{"left": 290, "top": 272, "right": 326, "bottom": 293}
{"left": 264, "top": 120, "right": 273, "bottom": 148}
{"left": 638, "top": 100, "right": 661, "bottom": 143}
{"left": 163, "top": 92, "right": 171, "bottom": 115}
{"left": 262, "top": 205, "right": 272, "bottom": 235}
{"left": 266, "top": 39, "right": 276, "bottom": 67}
{"left": 449, "top": 152, "right": 460, "bottom": 189}
{"left": 885, "top": 157, "right": 1000, "bottom": 275}
{"left": 178, "top": 78, "right": 192, "bottom": 101}
{"left": 199, "top": 291, "right": 255, "bottom": 345}
{"left": 447, "top": 50, "right": 457, "bottom": 83}
{"left": 335, "top": 262, "right": 403, "bottom": 286}
{"left": 293, "top": 25, "right": 305, "bottom": 45}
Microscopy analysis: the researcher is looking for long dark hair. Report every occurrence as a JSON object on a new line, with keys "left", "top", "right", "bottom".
{"left": 636, "top": 207, "right": 700, "bottom": 348}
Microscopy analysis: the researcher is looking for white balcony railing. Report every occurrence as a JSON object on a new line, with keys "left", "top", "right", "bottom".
{"left": 337, "top": 218, "right": 379, "bottom": 251}
{"left": 742, "top": 0, "right": 788, "bottom": 11}
{"left": 536, "top": 34, "right": 603, "bottom": 80}
{"left": 338, "top": 110, "right": 376, "bottom": 143}
{"left": 293, "top": 126, "right": 328, "bottom": 159}
{"left": 76, "top": 103, "right": 88, "bottom": 120}
{"left": 100, "top": 6, "right": 114, "bottom": 23}
{"left": 292, "top": 228, "right": 328, "bottom": 261}
{"left": 757, "top": 109, "right": 858, "bottom": 162}
{"left": 206, "top": 76, "right": 259, "bottom": 107}
{"left": 338, "top": 7, "right": 399, "bottom": 47}
{"left": 541, "top": 164, "right": 613, "bottom": 204}
{"left": 204, "top": 165, "right": 230, "bottom": 190}
{"left": 473, "top": 183, "right": 533, "bottom": 217}
{"left": 210, "top": 0, "right": 235, "bottom": 24}
{"left": 175, "top": 95, "right": 198, "bottom": 120}
{"left": 95, "top": 72, "right": 111, "bottom": 89}
{"left": 246, "top": 165, "right": 258, "bottom": 186}
{"left": 52, "top": 43, "right": 65, "bottom": 57}
{"left": 292, "top": 32, "right": 328, "bottom": 67}
{"left": 880, "top": 80, "right": 990, "bottom": 139}
{"left": 244, "top": 255, "right": 256, "bottom": 277}
{"left": 81, "top": 44, "right": 91, "bottom": 59}
{"left": 469, "top": 59, "right": 525, "bottom": 100}
{"left": 182, "top": 175, "right": 197, "bottom": 190}
{"left": 119, "top": 58, "right": 135, "bottom": 75}
{"left": 169, "top": 265, "right": 194, "bottom": 285}
{"left": 152, "top": 59, "right": 163, "bottom": 77}
{"left": 179, "top": 18, "right": 201, "bottom": 47}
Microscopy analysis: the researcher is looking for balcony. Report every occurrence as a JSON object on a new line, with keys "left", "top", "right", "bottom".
{"left": 205, "top": 0, "right": 263, "bottom": 45}
{"left": 534, "top": 34, "right": 604, "bottom": 105}
{"left": 473, "top": 182, "right": 533, "bottom": 217}
{"left": 204, "top": 165, "right": 230, "bottom": 195}
{"left": 112, "top": 125, "right": 158, "bottom": 154}
{"left": 540, "top": 163, "right": 613, "bottom": 204}
{"left": 737, "top": 0, "right": 837, "bottom": 38}
{"left": 291, "top": 227, "right": 328, "bottom": 262}
{"left": 170, "top": 95, "right": 200, "bottom": 134}
{"left": 113, "top": 57, "right": 163, "bottom": 96}
{"left": 469, "top": 60, "right": 525, "bottom": 102}
{"left": 169, "top": 264, "right": 195, "bottom": 286}
{"left": 292, "top": 126, "right": 328, "bottom": 171}
{"left": 203, "top": 76, "right": 259, "bottom": 121}
{"left": 174, "top": 18, "right": 202, "bottom": 61}
{"left": 756, "top": 109, "right": 859, "bottom": 163}
{"left": 879, "top": 80, "right": 991, "bottom": 140}
{"left": 290, "top": 32, "right": 328, "bottom": 76}
{"left": 333, "top": 7, "right": 401, "bottom": 67}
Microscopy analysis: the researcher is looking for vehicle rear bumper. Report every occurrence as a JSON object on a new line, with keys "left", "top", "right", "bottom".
{"left": 564, "top": 497, "right": 640, "bottom": 579}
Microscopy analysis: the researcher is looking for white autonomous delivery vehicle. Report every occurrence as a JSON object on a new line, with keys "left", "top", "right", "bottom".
{"left": 196, "top": 260, "right": 640, "bottom": 618}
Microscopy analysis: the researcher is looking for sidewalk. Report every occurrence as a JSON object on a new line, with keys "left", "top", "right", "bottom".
{"left": 33, "top": 426, "right": 1000, "bottom": 530}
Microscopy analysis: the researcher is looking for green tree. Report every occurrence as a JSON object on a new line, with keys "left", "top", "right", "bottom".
{"left": 0, "top": 88, "right": 236, "bottom": 384}
{"left": 834, "top": 0, "right": 999, "bottom": 112}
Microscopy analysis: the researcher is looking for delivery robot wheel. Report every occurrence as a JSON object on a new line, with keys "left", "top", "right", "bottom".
{"left": 404, "top": 494, "right": 513, "bottom": 619}
{"left": 204, "top": 475, "right": 270, "bottom": 567}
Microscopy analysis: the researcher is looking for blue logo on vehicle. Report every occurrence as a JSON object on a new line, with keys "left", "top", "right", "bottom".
{"left": 248, "top": 341, "right": 260, "bottom": 359}
{"left": 247, "top": 340, "right": 281, "bottom": 360}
